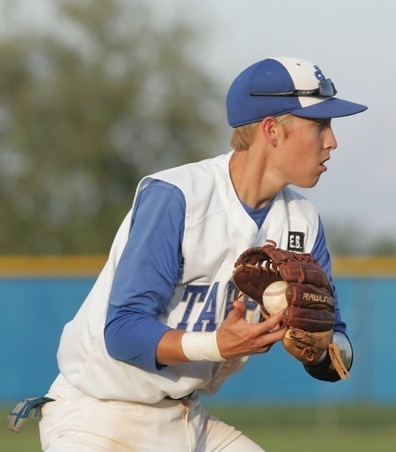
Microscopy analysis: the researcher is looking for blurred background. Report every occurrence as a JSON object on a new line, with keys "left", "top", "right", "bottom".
{"left": 1, "top": 0, "right": 395, "bottom": 450}
{"left": 0, "top": 0, "right": 395, "bottom": 255}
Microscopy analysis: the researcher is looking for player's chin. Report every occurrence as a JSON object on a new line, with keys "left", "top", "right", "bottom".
{"left": 296, "top": 176, "right": 322, "bottom": 189}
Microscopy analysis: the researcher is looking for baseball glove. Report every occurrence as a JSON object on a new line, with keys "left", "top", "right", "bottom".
{"left": 232, "top": 241, "right": 350, "bottom": 380}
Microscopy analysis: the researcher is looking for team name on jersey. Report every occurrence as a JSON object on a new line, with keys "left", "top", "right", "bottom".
{"left": 176, "top": 281, "right": 258, "bottom": 332}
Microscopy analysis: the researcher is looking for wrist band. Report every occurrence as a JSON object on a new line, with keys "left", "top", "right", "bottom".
{"left": 181, "top": 331, "right": 225, "bottom": 362}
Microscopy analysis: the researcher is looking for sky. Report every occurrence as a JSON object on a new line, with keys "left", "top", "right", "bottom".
{"left": 3, "top": 0, "right": 396, "bottom": 242}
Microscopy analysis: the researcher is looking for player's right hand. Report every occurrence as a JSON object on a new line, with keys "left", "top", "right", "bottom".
{"left": 216, "top": 300, "right": 286, "bottom": 360}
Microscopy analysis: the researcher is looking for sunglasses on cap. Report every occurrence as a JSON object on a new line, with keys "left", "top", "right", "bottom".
{"left": 250, "top": 78, "right": 337, "bottom": 98}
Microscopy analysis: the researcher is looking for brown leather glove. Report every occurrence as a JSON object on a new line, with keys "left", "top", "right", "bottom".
{"left": 232, "top": 241, "right": 350, "bottom": 380}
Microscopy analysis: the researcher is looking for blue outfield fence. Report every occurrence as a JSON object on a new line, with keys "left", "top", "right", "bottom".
{"left": 1, "top": 255, "right": 396, "bottom": 405}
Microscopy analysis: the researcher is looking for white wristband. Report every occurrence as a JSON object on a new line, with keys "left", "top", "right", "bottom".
{"left": 181, "top": 331, "right": 225, "bottom": 362}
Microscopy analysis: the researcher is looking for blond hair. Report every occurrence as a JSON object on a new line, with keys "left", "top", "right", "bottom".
{"left": 230, "top": 114, "right": 293, "bottom": 150}
{"left": 230, "top": 122, "right": 260, "bottom": 151}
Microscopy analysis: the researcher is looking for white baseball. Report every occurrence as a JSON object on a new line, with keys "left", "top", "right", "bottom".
{"left": 262, "top": 281, "right": 288, "bottom": 316}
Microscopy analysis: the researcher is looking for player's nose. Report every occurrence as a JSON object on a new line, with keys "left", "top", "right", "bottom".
{"left": 325, "top": 126, "right": 337, "bottom": 152}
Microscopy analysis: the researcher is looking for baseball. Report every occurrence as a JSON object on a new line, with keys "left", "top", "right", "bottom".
{"left": 262, "top": 281, "right": 288, "bottom": 316}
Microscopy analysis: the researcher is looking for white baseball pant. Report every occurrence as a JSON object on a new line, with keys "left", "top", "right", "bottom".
{"left": 39, "top": 375, "right": 264, "bottom": 451}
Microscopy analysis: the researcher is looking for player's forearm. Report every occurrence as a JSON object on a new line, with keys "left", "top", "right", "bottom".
{"left": 157, "top": 329, "right": 227, "bottom": 365}
{"left": 104, "top": 304, "right": 171, "bottom": 370}
{"left": 156, "top": 329, "right": 188, "bottom": 365}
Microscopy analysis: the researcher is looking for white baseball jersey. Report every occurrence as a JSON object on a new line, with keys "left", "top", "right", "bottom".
{"left": 54, "top": 151, "right": 319, "bottom": 403}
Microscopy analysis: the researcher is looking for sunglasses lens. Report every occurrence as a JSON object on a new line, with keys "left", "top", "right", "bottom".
{"left": 319, "top": 79, "right": 337, "bottom": 97}
{"left": 250, "top": 79, "right": 337, "bottom": 98}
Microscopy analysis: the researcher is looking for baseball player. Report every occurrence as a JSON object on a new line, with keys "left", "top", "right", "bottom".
{"left": 10, "top": 57, "right": 367, "bottom": 451}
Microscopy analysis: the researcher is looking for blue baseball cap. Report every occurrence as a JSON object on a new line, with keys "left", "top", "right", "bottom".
{"left": 226, "top": 57, "right": 367, "bottom": 127}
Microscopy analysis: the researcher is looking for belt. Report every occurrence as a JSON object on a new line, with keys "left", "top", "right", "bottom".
{"left": 164, "top": 391, "right": 195, "bottom": 401}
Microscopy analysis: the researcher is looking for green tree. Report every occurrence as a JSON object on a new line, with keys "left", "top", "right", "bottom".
{"left": 0, "top": 0, "right": 224, "bottom": 253}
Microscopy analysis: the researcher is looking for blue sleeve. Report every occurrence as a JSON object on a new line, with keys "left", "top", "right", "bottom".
{"left": 311, "top": 216, "right": 346, "bottom": 335}
{"left": 104, "top": 180, "right": 185, "bottom": 371}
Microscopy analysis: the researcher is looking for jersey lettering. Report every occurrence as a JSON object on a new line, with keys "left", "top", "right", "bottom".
{"left": 225, "top": 280, "right": 238, "bottom": 313}
{"left": 193, "top": 283, "right": 218, "bottom": 332}
{"left": 177, "top": 285, "right": 209, "bottom": 329}
{"left": 177, "top": 281, "right": 261, "bottom": 331}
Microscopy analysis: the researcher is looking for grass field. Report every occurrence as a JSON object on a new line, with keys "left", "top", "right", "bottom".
{"left": 1, "top": 404, "right": 395, "bottom": 451}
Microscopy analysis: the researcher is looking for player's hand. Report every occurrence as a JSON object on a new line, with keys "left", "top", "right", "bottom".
{"left": 216, "top": 300, "right": 286, "bottom": 360}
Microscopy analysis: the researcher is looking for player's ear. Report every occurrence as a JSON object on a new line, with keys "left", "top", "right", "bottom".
{"left": 259, "top": 117, "right": 278, "bottom": 147}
